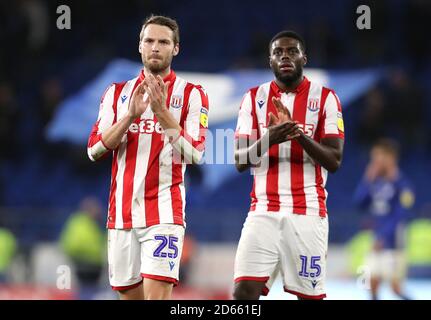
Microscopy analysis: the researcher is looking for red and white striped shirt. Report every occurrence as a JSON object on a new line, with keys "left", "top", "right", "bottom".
{"left": 87, "top": 70, "right": 209, "bottom": 229}
{"left": 235, "top": 76, "right": 344, "bottom": 217}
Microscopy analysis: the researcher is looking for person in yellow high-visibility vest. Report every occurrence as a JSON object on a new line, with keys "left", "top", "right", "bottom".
{"left": 60, "top": 197, "right": 106, "bottom": 288}
{"left": 0, "top": 227, "right": 17, "bottom": 283}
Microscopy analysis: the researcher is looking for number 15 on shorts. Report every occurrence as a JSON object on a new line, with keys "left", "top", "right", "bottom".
{"left": 299, "top": 255, "right": 321, "bottom": 278}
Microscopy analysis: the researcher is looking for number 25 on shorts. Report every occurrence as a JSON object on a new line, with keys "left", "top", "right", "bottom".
{"left": 153, "top": 235, "right": 178, "bottom": 258}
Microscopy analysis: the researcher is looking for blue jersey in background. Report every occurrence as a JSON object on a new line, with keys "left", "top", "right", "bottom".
{"left": 354, "top": 172, "right": 415, "bottom": 249}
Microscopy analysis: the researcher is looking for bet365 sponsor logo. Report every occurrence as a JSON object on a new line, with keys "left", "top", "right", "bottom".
{"left": 129, "top": 119, "right": 163, "bottom": 134}
{"left": 297, "top": 124, "right": 314, "bottom": 137}
{"left": 259, "top": 122, "right": 315, "bottom": 137}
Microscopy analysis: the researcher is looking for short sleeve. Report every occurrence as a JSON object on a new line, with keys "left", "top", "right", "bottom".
{"left": 170, "top": 85, "right": 209, "bottom": 164}
{"left": 235, "top": 91, "right": 258, "bottom": 140}
{"left": 322, "top": 90, "right": 344, "bottom": 139}
{"left": 87, "top": 84, "right": 116, "bottom": 161}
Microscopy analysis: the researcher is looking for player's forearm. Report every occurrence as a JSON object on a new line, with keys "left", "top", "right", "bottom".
{"left": 296, "top": 133, "right": 343, "bottom": 173}
{"left": 155, "top": 109, "right": 182, "bottom": 135}
{"left": 156, "top": 109, "right": 204, "bottom": 164}
{"left": 89, "top": 118, "right": 133, "bottom": 162}
{"left": 234, "top": 132, "right": 270, "bottom": 172}
{"left": 101, "top": 115, "right": 135, "bottom": 150}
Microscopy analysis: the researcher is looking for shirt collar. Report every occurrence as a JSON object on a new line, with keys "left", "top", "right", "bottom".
{"left": 138, "top": 69, "right": 176, "bottom": 84}
{"left": 270, "top": 76, "right": 309, "bottom": 95}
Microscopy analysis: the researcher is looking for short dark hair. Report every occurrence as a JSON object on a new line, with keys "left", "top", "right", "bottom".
{"left": 373, "top": 138, "right": 400, "bottom": 159}
{"left": 140, "top": 15, "right": 180, "bottom": 45}
{"left": 269, "top": 30, "right": 306, "bottom": 53}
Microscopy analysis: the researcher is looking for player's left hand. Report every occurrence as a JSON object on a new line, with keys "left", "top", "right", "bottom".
{"left": 144, "top": 74, "right": 170, "bottom": 115}
{"left": 271, "top": 97, "right": 293, "bottom": 124}
{"left": 269, "top": 97, "right": 301, "bottom": 140}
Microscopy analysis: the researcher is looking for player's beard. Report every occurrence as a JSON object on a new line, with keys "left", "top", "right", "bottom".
{"left": 273, "top": 62, "right": 303, "bottom": 87}
{"left": 144, "top": 54, "right": 173, "bottom": 74}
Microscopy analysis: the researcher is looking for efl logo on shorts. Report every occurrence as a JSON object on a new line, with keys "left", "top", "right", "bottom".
{"left": 307, "top": 99, "right": 320, "bottom": 112}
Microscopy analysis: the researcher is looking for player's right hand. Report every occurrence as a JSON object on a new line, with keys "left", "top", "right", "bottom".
{"left": 128, "top": 81, "right": 149, "bottom": 120}
{"left": 268, "top": 121, "right": 301, "bottom": 145}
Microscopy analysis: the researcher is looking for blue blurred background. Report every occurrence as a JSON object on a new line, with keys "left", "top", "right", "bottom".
{"left": 0, "top": 0, "right": 430, "bottom": 299}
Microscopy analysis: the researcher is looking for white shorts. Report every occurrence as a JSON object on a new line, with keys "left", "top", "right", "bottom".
{"left": 234, "top": 212, "right": 328, "bottom": 299}
{"left": 367, "top": 250, "right": 407, "bottom": 281}
{"left": 107, "top": 224, "right": 185, "bottom": 291}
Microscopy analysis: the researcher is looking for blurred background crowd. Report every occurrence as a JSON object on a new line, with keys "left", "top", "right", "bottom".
{"left": 0, "top": 0, "right": 431, "bottom": 299}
